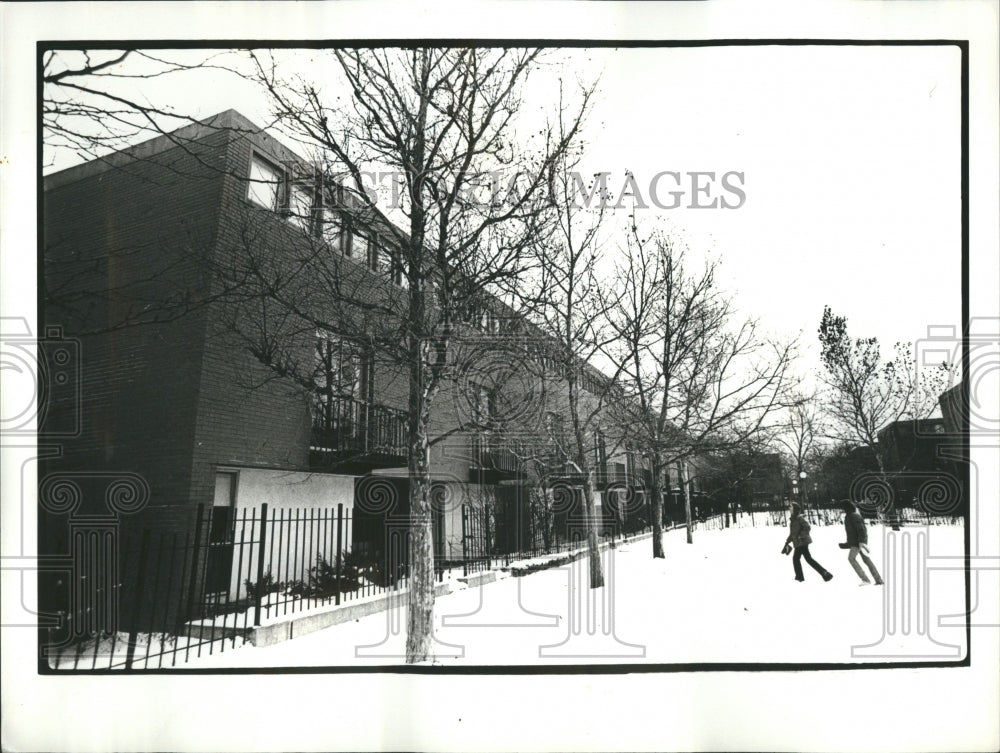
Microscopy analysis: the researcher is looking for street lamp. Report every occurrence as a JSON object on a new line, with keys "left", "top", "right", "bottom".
{"left": 799, "top": 470, "right": 809, "bottom": 519}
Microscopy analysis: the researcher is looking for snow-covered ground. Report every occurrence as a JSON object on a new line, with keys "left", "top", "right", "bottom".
{"left": 182, "top": 520, "right": 968, "bottom": 668}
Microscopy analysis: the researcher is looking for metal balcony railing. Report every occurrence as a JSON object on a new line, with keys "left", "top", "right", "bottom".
{"left": 596, "top": 465, "right": 626, "bottom": 488}
{"left": 471, "top": 433, "right": 524, "bottom": 474}
{"left": 311, "top": 396, "right": 408, "bottom": 458}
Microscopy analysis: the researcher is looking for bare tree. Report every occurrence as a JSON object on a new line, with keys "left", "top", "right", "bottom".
{"left": 43, "top": 48, "right": 249, "bottom": 170}
{"left": 42, "top": 48, "right": 264, "bottom": 335}
{"left": 509, "top": 90, "right": 616, "bottom": 587}
{"left": 242, "top": 48, "right": 593, "bottom": 662}
{"left": 771, "top": 393, "right": 827, "bottom": 516}
{"left": 603, "top": 222, "right": 799, "bottom": 549}
{"left": 817, "top": 305, "right": 952, "bottom": 477}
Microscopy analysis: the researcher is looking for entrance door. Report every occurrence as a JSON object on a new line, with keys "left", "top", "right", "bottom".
{"left": 205, "top": 472, "right": 237, "bottom": 599}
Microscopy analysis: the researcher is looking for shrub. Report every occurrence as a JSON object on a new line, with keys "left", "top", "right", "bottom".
{"left": 305, "top": 552, "right": 361, "bottom": 598}
{"left": 355, "top": 553, "right": 406, "bottom": 589}
{"left": 245, "top": 570, "right": 283, "bottom": 600}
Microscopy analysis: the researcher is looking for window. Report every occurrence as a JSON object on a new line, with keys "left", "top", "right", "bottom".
{"left": 594, "top": 429, "right": 608, "bottom": 473}
{"left": 313, "top": 333, "right": 372, "bottom": 432}
{"left": 314, "top": 333, "right": 369, "bottom": 399}
{"left": 378, "top": 241, "right": 392, "bottom": 274}
{"left": 386, "top": 244, "right": 408, "bottom": 287}
{"left": 626, "top": 450, "right": 638, "bottom": 483}
{"left": 341, "top": 223, "right": 354, "bottom": 257}
{"left": 287, "top": 183, "right": 312, "bottom": 229}
{"left": 367, "top": 234, "right": 385, "bottom": 272}
{"left": 480, "top": 308, "right": 499, "bottom": 335}
{"left": 473, "top": 383, "right": 497, "bottom": 428}
{"left": 247, "top": 154, "right": 284, "bottom": 210}
{"left": 355, "top": 233, "right": 370, "bottom": 265}
{"left": 321, "top": 207, "right": 342, "bottom": 249}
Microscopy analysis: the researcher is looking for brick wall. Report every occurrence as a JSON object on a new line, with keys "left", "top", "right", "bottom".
{"left": 43, "top": 129, "right": 231, "bottom": 518}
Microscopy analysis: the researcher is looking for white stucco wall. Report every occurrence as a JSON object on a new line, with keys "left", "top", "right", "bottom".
{"left": 232, "top": 468, "right": 356, "bottom": 511}
{"left": 216, "top": 469, "right": 357, "bottom": 599}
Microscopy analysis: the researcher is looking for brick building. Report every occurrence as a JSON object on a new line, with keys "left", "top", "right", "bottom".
{"left": 876, "top": 417, "right": 964, "bottom": 513}
{"left": 41, "top": 111, "right": 659, "bottom": 632}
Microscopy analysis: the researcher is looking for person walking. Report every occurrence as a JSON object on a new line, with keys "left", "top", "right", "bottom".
{"left": 783, "top": 504, "right": 833, "bottom": 582}
{"left": 839, "top": 501, "right": 884, "bottom": 585}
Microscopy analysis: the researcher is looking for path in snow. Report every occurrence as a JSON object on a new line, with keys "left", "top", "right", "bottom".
{"left": 183, "top": 521, "right": 967, "bottom": 667}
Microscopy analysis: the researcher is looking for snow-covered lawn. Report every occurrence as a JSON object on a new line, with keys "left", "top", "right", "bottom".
{"left": 182, "top": 520, "right": 968, "bottom": 667}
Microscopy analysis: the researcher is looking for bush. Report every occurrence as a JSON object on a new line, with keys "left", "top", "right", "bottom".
{"left": 357, "top": 555, "right": 406, "bottom": 589}
{"left": 308, "top": 552, "right": 361, "bottom": 597}
{"left": 245, "top": 570, "right": 283, "bottom": 600}
{"left": 283, "top": 553, "right": 363, "bottom": 599}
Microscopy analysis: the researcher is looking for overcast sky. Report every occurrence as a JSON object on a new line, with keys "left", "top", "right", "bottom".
{"left": 44, "top": 43, "right": 963, "bottom": 376}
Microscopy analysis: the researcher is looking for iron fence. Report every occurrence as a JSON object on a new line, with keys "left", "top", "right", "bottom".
{"left": 46, "top": 502, "right": 442, "bottom": 670}
{"left": 44, "top": 493, "right": 961, "bottom": 670}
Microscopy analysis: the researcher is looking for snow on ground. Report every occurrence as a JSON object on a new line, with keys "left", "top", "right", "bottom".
{"left": 48, "top": 630, "right": 249, "bottom": 670}
{"left": 182, "top": 521, "right": 968, "bottom": 668}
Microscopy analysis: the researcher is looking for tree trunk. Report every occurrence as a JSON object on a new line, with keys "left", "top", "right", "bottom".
{"left": 681, "top": 461, "right": 693, "bottom": 544}
{"left": 650, "top": 457, "right": 664, "bottom": 558}
{"left": 404, "top": 233, "right": 434, "bottom": 662}
{"left": 405, "top": 421, "right": 434, "bottom": 663}
{"left": 581, "top": 473, "right": 604, "bottom": 588}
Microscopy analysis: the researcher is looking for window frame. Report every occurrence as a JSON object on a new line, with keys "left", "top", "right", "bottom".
{"left": 246, "top": 152, "right": 286, "bottom": 211}
{"left": 286, "top": 181, "right": 313, "bottom": 230}
{"left": 354, "top": 231, "right": 370, "bottom": 265}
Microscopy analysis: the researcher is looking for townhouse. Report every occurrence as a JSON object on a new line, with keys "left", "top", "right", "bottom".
{"left": 42, "top": 110, "right": 669, "bottom": 626}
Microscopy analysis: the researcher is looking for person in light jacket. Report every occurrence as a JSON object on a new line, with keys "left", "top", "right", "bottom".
{"left": 840, "top": 501, "right": 884, "bottom": 585}
{"left": 783, "top": 504, "right": 833, "bottom": 582}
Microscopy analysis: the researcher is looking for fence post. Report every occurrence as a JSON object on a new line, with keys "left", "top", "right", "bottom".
{"left": 461, "top": 504, "right": 468, "bottom": 577}
{"left": 335, "top": 503, "right": 343, "bottom": 606}
{"left": 485, "top": 505, "right": 492, "bottom": 570}
{"left": 184, "top": 504, "right": 206, "bottom": 623}
{"left": 125, "top": 528, "right": 151, "bottom": 671}
{"left": 253, "top": 503, "right": 269, "bottom": 627}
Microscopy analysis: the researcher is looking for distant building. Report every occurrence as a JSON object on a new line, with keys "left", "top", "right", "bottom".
{"left": 876, "top": 418, "right": 963, "bottom": 513}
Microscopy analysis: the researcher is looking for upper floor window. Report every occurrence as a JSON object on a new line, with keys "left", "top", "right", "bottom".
{"left": 626, "top": 450, "right": 639, "bottom": 482}
{"left": 368, "top": 235, "right": 391, "bottom": 273}
{"left": 473, "top": 382, "right": 498, "bottom": 429}
{"left": 287, "top": 182, "right": 312, "bottom": 230}
{"left": 320, "top": 207, "right": 343, "bottom": 250}
{"left": 480, "top": 308, "right": 500, "bottom": 335}
{"left": 247, "top": 154, "right": 284, "bottom": 210}
{"left": 313, "top": 332, "right": 372, "bottom": 412}
{"left": 386, "top": 244, "right": 408, "bottom": 288}
{"left": 594, "top": 429, "right": 607, "bottom": 470}
{"left": 354, "top": 232, "right": 370, "bottom": 265}
{"left": 341, "top": 222, "right": 355, "bottom": 258}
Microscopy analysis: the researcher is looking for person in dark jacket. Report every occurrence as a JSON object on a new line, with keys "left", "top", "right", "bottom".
{"left": 783, "top": 504, "right": 833, "bottom": 582}
{"left": 840, "top": 501, "right": 884, "bottom": 585}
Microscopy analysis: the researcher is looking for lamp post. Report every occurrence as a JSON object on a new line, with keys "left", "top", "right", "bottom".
{"left": 799, "top": 470, "right": 809, "bottom": 521}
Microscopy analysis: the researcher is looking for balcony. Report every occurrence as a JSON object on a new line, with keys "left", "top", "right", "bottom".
{"left": 311, "top": 396, "right": 408, "bottom": 465}
{"left": 470, "top": 433, "right": 524, "bottom": 476}
{"left": 595, "top": 463, "right": 627, "bottom": 489}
